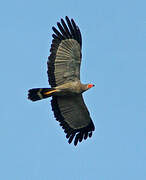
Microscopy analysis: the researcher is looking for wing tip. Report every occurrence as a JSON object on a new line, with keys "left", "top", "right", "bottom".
{"left": 51, "top": 16, "right": 82, "bottom": 46}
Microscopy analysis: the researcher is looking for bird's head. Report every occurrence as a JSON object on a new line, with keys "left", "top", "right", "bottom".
{"left": 87, "top": 83, "right": 95, "bottom": 89}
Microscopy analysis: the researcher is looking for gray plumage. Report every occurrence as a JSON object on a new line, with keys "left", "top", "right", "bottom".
{"left": 28, "top": 16, "right": 95, "bottom": 146}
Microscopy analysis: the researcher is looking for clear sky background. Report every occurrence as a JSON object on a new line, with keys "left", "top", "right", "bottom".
{"left": 0, "top": 0, "right": 146, "bottom": 179}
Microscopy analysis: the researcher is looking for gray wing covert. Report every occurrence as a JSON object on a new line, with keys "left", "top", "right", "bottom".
{"left": 47, "top": 16, "right": 82, "bottom": 87}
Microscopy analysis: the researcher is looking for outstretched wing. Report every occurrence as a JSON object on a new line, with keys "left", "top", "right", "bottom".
{"left": 51, "top": 95, "right": 95, "bottom": 146}
{"left": 47, "top": 16, "right": 82, "bottom": 87}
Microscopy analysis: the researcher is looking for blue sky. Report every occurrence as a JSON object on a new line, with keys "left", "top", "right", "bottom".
{"left": 0, "top": 0, "right": 146, "bottom": 179}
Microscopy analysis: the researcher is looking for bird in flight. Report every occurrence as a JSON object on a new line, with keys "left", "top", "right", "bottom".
{"left": 28, "top": 16, "right": 95, "bottom": 146}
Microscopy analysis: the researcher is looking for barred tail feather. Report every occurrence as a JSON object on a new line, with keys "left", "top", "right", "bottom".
{"left": 28, "top": 88, "right": 56, "bottom": 101}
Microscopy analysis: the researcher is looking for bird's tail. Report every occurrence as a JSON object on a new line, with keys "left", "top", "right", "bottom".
{"left": 28, "top": 88, "right": 57, "bottom": 101}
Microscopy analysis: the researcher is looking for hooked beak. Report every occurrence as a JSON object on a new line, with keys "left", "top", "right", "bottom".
{"left": 88, "top": 84, "right": 95, "bottom": 88}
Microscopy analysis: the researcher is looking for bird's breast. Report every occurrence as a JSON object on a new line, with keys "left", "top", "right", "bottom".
{"left": 56, "top": 81, "right": 83, "bottom": 95}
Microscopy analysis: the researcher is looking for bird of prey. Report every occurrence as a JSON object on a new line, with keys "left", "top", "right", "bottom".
{"left": 28, "top": 16, "right": 95, "bottom": 146}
